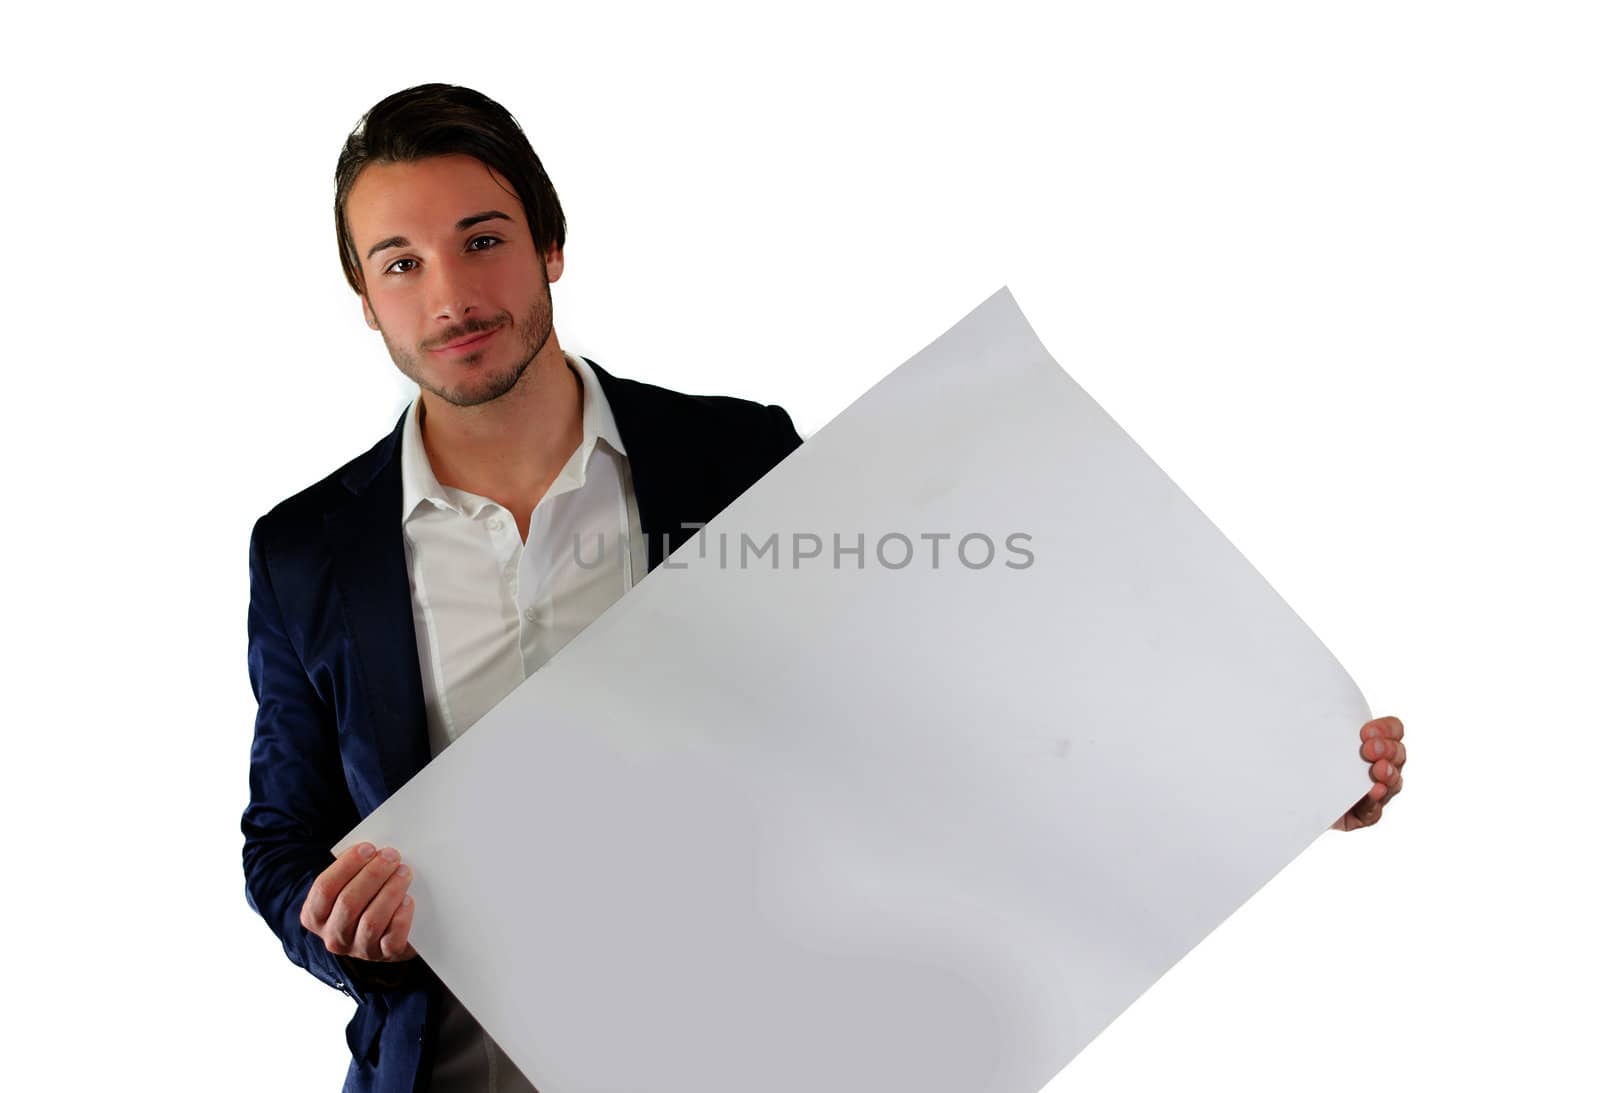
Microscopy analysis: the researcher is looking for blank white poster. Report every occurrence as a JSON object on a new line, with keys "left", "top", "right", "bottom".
{"left": 339, "top": 287, "right": 1371, "bottom": 1093}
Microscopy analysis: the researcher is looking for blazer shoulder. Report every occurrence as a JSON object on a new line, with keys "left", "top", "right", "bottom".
{"left": 251, "top": 416, "right": 405, "bottom": 549}
{"left": 595, "top": 365, "right": 803, "bottom": 460}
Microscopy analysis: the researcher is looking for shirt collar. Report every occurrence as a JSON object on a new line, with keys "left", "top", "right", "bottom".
{"left": 400, "top": 352, "right": 627, "bottom": 525}
{"left": 570, "top": 351, "right": 627, "bottom": 460}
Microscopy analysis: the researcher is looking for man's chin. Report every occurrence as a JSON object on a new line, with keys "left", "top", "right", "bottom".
{"left": 419, "top": 362, "right": 529, "bottom": 408}
{"left": 432, "top": 383, "right": 516, "bottom": 409}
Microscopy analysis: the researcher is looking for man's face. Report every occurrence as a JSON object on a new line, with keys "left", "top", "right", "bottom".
{"left": 345, "top": 154, "right": 564, "bottom": 408}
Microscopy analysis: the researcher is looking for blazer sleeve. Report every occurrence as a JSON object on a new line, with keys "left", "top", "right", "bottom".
{"left": 241, "top": 519, "right": 407, "bottom": 1006}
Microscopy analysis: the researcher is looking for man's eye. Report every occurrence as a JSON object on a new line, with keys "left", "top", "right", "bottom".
{"left": 467, "top": 236, "right": 501, "bottom": 252}
{"left": 385, "top": 258, "right": 419, "bottom": 275}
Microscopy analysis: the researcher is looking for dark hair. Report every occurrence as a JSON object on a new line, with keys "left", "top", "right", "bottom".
{"left": 333, "top": 83, "right": 567, "bottom": 293}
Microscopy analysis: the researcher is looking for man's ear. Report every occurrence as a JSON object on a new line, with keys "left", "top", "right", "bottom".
{"left": 360, "top": 293, "right": 380, "bottom": 331}
{"left": 544, "top": 245, "right": 565, "bottom": 284}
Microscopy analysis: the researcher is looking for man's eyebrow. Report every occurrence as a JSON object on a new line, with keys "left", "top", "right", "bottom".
{"left": 456, "top": 210, "right": 513, "bottom": 232}
{"left": 363, "top": 212, "right": 513, "bottom": 262}
{"left": 366, "top": 235, "right": 409, "bottom": 261}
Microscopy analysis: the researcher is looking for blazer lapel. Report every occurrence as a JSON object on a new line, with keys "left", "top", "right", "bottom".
{"left": 323, "top": 414, "right": 432, "bottom": 808}
{"left": 314, "top": 365, "right": 727, "bottom": 810}
{"left": 591, "top": 360, "right": 711, "bottom": 570}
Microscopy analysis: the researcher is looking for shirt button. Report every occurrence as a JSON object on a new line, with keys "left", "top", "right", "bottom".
{"left": 488, "top": 518, "right": 503, "bottom": 532}
{"left": 524, "top": 607, "right": 538, "bottom": 623}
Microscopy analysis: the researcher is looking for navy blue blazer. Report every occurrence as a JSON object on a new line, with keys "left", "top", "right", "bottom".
{"left": 243, "top": 361, "right": 803, "bottom": 1093}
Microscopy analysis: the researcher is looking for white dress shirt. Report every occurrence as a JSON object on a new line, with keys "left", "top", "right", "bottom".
{"left": 400, "top": 352, "right": 645, "bottom": 1091}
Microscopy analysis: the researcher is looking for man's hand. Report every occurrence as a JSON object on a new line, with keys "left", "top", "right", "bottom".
{"left": 300, "top": 842, "right": 417, "bottom": 962}
{"left": 1331, "top": 716, "right": 1406, "bottom": 831}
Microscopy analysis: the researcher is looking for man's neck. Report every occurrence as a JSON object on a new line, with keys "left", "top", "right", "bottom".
{"left": 417, "top": 337, "right": 584, "bottom": 539}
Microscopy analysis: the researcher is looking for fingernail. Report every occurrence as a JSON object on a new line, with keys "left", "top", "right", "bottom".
{"left": 380, "top": 847, "right": 400, "bottom": 863}
{"left": 1372, "top": 740, "right": 1386, "bottom": 757}
{"left": 356, "top": 843, "right": 376, "bottom": 859}
{"left": 403, "top": 895, "right": 414, "bottom": 908}
{"left": 396, "top": 865, "right": 411, "bottom": 879}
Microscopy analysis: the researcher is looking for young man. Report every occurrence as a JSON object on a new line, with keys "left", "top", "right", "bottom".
{"left": 243, "top": 84, "right": 1407, "bottom": 1093}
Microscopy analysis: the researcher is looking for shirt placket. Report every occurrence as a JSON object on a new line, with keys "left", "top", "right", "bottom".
{"left": 516, "top": 505, "right": 550, "bottom": 675}
{"left": 479, "top": 506, "right": 529, "bottom": 687}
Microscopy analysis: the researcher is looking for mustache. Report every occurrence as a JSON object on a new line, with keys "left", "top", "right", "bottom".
{"left": 423, "top": 315, "right": 508, "bottom": 351}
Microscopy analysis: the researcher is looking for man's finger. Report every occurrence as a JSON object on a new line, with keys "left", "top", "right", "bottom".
{"left": 352, "top": 863, "right": 413, "bottom": 960}
{"left": 1361, "top": 737, "right": 1407, "bottom": 767}
{"left": 1368, "top": 757, "right": 1403, "bottom": 786}
{"left": 301, "top": 843, "right": 377, "bottom": 932}
{"left": 379, "top": 894, "right": 418, "bottom": 961}
{"left": 1361, "top": 716, "right": 1404, "bottom": 742}
{"left": 324, "top": 849, "right": 404, "bottom": 953}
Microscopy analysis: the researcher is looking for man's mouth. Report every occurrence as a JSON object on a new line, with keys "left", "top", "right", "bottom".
{"left": 431, "top": 324, "right": 503, "bottom": 356}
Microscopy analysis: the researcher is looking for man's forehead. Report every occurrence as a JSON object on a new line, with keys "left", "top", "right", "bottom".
{"left": 347, "top": 155, "right": 523, "bottom": 237}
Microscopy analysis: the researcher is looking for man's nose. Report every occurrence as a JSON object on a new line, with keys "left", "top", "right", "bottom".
{"left": 428, "top": 256, "right": 480, "bottom": 323}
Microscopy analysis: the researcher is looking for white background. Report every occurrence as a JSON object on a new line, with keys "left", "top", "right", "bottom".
{"left": 3, "top": 2, "right": 1594, "bottom": 1089}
